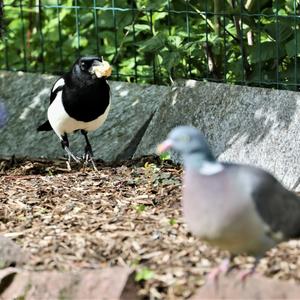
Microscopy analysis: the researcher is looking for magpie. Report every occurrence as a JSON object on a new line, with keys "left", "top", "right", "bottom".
{"left": 37, "top": 56, "right": 112, "bottom": 171}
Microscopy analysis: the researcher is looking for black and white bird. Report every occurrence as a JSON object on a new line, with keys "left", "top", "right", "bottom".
{"left": 37, "top": 56, "right": 112, "bottom": 170}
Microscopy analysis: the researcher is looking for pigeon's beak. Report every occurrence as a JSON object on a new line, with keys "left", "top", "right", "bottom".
{"left": 89, "top": 60, "right": 112, "bottom": 78}
{"left": 156, "top": 139, "right": 173, "bottom": 154}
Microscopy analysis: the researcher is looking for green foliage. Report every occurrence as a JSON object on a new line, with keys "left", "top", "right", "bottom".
{"left": 159, "top": 152, "right": 171, "bottom": 161}
{"left": 169, "top": 217, "right": 177, "bottom": 225}
{"left": 1, "top": 0, "right": 300, "bottom": 89}
{"left": 134, "top": 204, "right": 146, "bottom": 213}
{"left": 135, "top": 267, "right": 155, "bottom": 281}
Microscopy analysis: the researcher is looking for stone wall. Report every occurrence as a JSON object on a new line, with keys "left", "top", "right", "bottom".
{"left": 1, "top": 71, "right": 299, "bottom": 190}
{"left": 0, "top": 71, "right": 167, "bottom": 161}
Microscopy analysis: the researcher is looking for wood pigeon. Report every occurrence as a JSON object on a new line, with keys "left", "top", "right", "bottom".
{"left": 157, "top": 126, "right": 300, "bottom": 278}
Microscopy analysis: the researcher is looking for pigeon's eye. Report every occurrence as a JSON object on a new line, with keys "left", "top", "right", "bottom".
{"left": 178, "top": 135, "right": 190, "bottom": 143}
{"left": 80, "top": 62, "right": 86, "bottom": 69}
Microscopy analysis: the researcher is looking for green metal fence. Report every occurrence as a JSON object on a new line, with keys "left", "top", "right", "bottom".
{"left": 1, "top": 1, "right": 300, "bottom": 90}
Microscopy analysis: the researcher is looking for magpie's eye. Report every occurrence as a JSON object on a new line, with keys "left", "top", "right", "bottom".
{"left": 80, "top": 62, "right": 86, "bottom": 69}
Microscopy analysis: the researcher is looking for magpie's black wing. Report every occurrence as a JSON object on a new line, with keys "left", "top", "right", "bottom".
{"left": 50, "top": 77, "right": 65, "bottom": 104}
{"left": 37, "top": 120, "right": 52, "bottom": 131}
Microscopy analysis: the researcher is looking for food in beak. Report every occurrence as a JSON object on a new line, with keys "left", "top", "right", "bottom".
{"left": 92, "top": 60, "right": 112, "bottom": 78}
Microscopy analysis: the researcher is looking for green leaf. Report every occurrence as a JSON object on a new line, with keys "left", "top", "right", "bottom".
{"left": 124, "top": 24, "right": 150, "bottom": 36}
{"left": 285, "top": 32, "right": 300, "bottom": 57}
{"left": 247, "top": 0, "right": 274, "bottom": 13}
{"left": 249, "top": 42, "right": 286, "bottom": 63}
{"left": 135, "top": 267, "right": 155, "bottom": 282}
{"left": 134, "top": 204, "right": 146, "bottom": 213}
{"left": 137, "top": 0, "right": 168, "bottom": 10}
{"left": 162, "top": 51, "right": 181, "bottom": 72}
{"left": 169, "top": 218, "right": 177, "bottom": 225}
{"left": 140, "top": 33, "right": 166, "bottom": 53}
{"left": 264, "top": 23, "right": 293, "bottom": 42}
{"left": 159, "top": 152, "right": 171, "bottom": 161}
{"left": 166, "top": 35, "right": 182, "bottom": 48}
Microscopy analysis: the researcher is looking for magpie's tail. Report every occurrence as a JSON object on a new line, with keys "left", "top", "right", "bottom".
{"left": 37, "top": 120, "right": 52, "bottom": 131}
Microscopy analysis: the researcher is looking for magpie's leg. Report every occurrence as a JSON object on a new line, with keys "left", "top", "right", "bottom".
{"left": 81, "top": 130, "right": 97, "bottom": 171}
{"left": 61, "top": 134, "right": 80, "bottom": 170}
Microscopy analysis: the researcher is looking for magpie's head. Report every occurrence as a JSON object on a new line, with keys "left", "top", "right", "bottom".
{"left": 74, "top": 56, "right": 112, "bottom": 80}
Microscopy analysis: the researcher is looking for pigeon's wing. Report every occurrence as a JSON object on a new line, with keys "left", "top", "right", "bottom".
{"left": 50, "top": 77, "right": 65, "bottom": 103}
{"left": 244, "top": 166, "right": 300, "bottom": 240}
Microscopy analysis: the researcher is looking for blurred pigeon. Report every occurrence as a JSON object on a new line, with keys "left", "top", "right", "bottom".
{"left": 157, "top": 126, "right": 300, "bottom": 279}
{"left": 0, "top": 101, "right": 7, "bottom": 128}
{"left": 37, "top": 56, "right": 112, "bottom": 171}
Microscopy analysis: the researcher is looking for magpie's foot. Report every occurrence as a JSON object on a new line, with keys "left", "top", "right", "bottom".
{"left": 64, "top": 147, "right": 81, "bottom": 163}
{"left": 66, "top": 160, "right": 72, "bottom": 171}
{"left": 72, "top": 155, "right": 81, "bottom": 163}
{"left": 90, "top": 159, "right": 98, "bottom": 172}
{"left": 83, "top": 152, "right": 98, "bottom": 171}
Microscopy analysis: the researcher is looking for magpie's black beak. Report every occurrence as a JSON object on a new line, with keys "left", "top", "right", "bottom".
{"left": 89, "top": 59, "right": 112, "bottom": 78}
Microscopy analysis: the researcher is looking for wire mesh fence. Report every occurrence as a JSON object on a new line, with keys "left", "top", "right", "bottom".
{"left": 1, "top": 1, "right": 300, "bottom": 90}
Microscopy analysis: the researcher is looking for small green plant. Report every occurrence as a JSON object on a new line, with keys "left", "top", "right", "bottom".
{"left": 169, "top": 217, "right": 177, "bottom": 226}
{"left": 159, "top": 152, "right": 171, "bottom": 161}
{"left": 134, "top": 204, "right": 146, "bottom": 213}
{"left": 135, "top": 267, "right": 155, "bottom": 282}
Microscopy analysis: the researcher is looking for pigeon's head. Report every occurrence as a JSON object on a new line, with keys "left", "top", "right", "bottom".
{"left": 74, "top": 56, "right": 112, "bottom": 80}
{"left": 157, "top": 126, "right": 215, "bottom": 160}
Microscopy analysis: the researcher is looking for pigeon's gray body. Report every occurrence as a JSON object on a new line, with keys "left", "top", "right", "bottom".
{"left": 183, "top": 163, "right": 300, "bottom": 256}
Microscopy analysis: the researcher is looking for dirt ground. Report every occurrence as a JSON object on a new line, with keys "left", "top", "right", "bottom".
{"left": 1, "top": 156, "right": 300, "bottom": 299}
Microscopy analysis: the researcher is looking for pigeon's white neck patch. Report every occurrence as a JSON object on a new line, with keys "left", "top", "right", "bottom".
{"left": 199, "top": 161, "right": 224, "bottom": 175}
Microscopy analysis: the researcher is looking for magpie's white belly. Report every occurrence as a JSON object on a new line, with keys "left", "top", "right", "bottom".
{"left": 47, "top": 91, "right": 110, "bottom": 139}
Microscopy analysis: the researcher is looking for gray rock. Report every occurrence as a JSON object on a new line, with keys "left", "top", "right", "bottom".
{"left": 0, "top": 71, "right": 167, "bottom": 161}
{"left": 1, "top": 267, "right": 137, "bottom": 300}
{"left": 2, "top": 70, "right": 300, "bottom": 191}
{"left": 0, "top": 236, "right": 25, "bottom": 269}
{"left": 191, "top": 271, "right": 300, "bottom": 299}
{"left": 135, "top": 79, "right": 300, "bottom": 191}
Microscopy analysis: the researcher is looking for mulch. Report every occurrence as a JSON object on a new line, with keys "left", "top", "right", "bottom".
{"left": 1, "top": 156, "right": 300, "bottom": 299}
